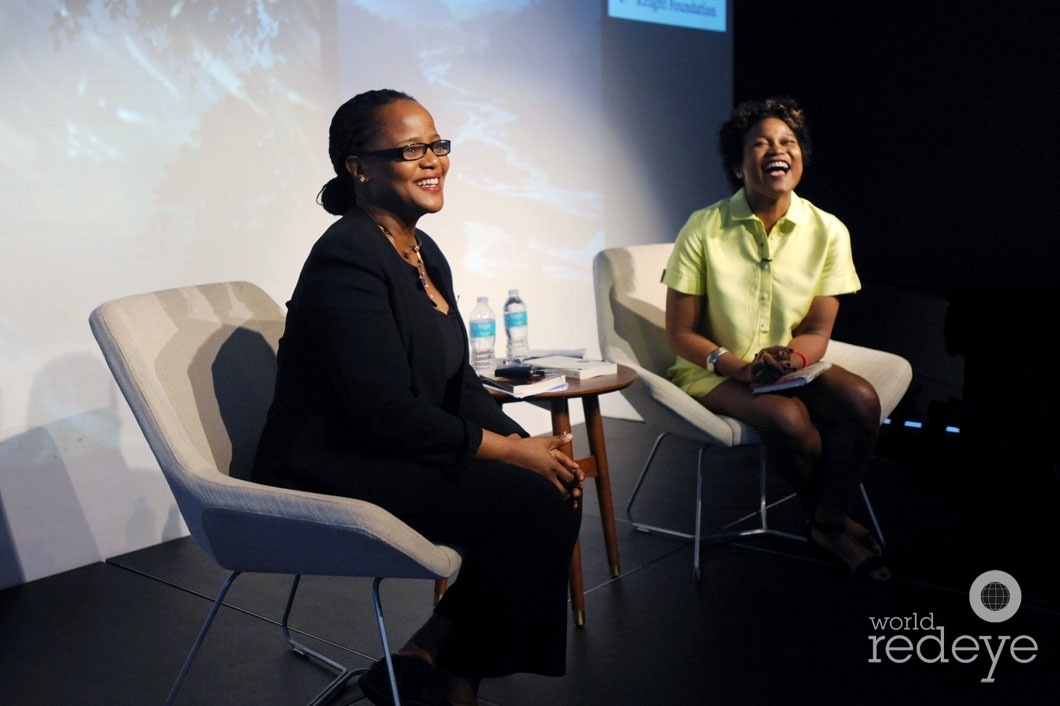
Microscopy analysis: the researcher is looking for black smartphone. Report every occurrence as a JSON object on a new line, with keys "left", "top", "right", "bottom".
{"left": 493, "top": 364, "right": 539, "bottom": 380}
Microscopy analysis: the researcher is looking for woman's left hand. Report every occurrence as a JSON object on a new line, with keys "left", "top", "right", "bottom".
{"left": 480, "top": 430, "right": 585, "bottom": 506}
{"left": 508, "top": 432, "right": 585, "bottom": 507}
{"left": 751, "top": 346, "right": 797, "bottom": 383}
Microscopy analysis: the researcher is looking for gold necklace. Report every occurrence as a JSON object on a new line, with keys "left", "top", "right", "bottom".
{"left": 374, "top": 222, "right": 437, "bottom": 307}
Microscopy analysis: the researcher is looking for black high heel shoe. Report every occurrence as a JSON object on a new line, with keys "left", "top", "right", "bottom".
{"left": 358, "top": 653, "right": 448, "bottom": 706}
{"left": 806, "top": 519, "right": 892, "bottom": 582}
{"left": 845, "top": 518, "right": 883, "bottom": 556}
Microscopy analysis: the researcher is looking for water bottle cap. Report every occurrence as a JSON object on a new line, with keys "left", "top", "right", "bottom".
{"left": 477, "top": 296, "right": 488, "bottom": 303}
{"left": 508, "top": 288, "right": 519, "bottom": 296}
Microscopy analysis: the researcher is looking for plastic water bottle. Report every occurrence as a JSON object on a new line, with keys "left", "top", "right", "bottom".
{"left": 469, "top": 296, "right": 496, "bottom": 375}
{"left": 503, "top": 288, "right": 530, "bottom": 362}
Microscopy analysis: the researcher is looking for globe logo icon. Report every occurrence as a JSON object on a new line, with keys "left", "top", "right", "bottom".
{"left": 970, "top": 571, "right": 1021, "bottom": 623}
{"left": 980, "top": 581, "right": 1010, "bottom": 611}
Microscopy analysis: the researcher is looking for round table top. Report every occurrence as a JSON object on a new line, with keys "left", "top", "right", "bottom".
{"left": 488, "top": 363, "right": 637, "bottom": 400}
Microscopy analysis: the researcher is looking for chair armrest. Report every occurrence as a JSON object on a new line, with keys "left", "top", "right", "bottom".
{"left": 826, "top": 340, "right": 913, "bottom": 422}
{"left": 603, "top": 353, "right": 759, "bottom": 447}
{"left": 177, "top": 471, "right": 461, "bottom": 579}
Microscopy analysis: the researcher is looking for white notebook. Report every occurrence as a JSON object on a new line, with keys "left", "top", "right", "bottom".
{"left": 525, "top": 355, "right": 618, "bottom": 380}
{"left": 750, "top": 360, "right": 832, "bottom": 394}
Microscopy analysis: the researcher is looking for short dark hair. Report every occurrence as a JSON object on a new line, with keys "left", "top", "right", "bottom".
{"left": 718, "top": 95, "right": 811, "bottom": 191}
{"left": 317, "top": 89, "right": 417, "bottom": 216}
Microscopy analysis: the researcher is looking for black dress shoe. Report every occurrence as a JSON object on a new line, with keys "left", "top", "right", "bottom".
{"left": 358, "top": 653, "right": 447, "bottom": 706}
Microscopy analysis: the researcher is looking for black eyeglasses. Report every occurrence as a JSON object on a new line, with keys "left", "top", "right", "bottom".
{"left": 360, "top": 139, "right": 452, "bottom": 162}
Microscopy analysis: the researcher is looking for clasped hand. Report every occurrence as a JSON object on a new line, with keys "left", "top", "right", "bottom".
{"left": 749, "top": 346, "right": 800, "bottom": 384}
{"left": 510, "top": 432, "right": 585, "bottom": 508}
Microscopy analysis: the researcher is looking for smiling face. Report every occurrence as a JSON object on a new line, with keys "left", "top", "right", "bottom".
{"left": 351, "top": 98, "right": 448, "bottom": 223}
{"left": 736, "top": 117, "right": 803, "bottom": 207}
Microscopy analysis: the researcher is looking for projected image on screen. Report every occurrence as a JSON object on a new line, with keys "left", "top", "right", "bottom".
{"left": 2, "top": 1, "right": 329, "bottom": 283}
{"left": 0, "top": 0, "right": 732, "bottom": 588}
{"left": 0, "top": 1, "right": 329, "bottom": 431}
{"left": 0, "top": 0, "right": 729, "bottom": 439}
{"left": 334, "top": 1, "right": 604, "bottom": 300}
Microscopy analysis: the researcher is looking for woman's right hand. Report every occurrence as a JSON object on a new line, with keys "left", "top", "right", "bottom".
{"left": 479, "top": 430, "right": 585, "bottom": 506}
{"left": 506, "top": 432, "right": 585, "bottom": 506}
{"left": 750, "top": 346, "right": 796, "bottom": 383}
{"left": 723, "top": 347, "right": 794, "bottom": 386}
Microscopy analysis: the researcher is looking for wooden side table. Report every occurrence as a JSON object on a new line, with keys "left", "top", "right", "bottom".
{"left": 490, "top": 364, "right": 637, "bottom": 627}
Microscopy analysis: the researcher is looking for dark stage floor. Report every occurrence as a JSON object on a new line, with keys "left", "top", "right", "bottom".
{"left": 2, "top": 417, "right": 1057, "bottom": 705}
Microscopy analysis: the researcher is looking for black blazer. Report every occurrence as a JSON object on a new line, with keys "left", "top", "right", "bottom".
{"left": 252, "top": 208, "right": 525, "bottom": 497}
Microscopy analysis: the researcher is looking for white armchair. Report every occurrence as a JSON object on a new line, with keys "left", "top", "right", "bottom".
{"left": 592, "top": 244, "right": 913, "bottom": 582}
{"left": 90, "top": 281, "right": 461, "bottom": 706}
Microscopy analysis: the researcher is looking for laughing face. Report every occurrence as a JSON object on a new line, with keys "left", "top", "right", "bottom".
{"left": 356, "top": 98, "right": 448, "bottom": 221}
{"left": 735, "top": 117, "right": 803, "bottom": 207}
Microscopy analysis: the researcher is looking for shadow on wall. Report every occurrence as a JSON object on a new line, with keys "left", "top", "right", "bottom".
{"left": 0, "top": 425, "right": 97, "bottom": 590}
{"left": 0, "top": 494, "right": 22, "bottom": 588}
{"left": 0, "top": 352, "right": 186, "bottom": 590}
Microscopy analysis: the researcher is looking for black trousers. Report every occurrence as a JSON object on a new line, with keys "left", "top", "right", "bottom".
{"left": 315, "top": 458, "right": 583, "bottom": 678}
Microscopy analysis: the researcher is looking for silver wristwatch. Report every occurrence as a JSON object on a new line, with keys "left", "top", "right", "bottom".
{"left": 705, "top": 346, "right": 728, "bottom": 374}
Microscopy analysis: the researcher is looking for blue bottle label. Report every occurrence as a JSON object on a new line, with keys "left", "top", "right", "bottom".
{"left": 504, "top": 311, "right": 527, "bottom": 327}
{"left": 470, "top": 321, "right": 495, "bottom": 337}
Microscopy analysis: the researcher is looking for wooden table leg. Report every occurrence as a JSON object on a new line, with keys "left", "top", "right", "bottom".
{"left": 568, "top": 539, "right": 585, "bottom": 627}
{"left": 581, "top": 394, "right": 621, "bottom": 578}
{"left": 489, "top": 368, "right": 635, "bottom": 627}
{"left": 547, "top": 398, "right": 586, "bottom": 626}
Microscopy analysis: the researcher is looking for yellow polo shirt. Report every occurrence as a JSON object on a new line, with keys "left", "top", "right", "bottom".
{"left": 663, "top": 189, "right": 861, "bottom": 398}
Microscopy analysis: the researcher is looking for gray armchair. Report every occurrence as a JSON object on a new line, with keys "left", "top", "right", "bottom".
{"left": 592, "top": 244, "right": 913, "bottom": 582}
{"left": 89, "top": 281, "right": 460, "bottom": 706}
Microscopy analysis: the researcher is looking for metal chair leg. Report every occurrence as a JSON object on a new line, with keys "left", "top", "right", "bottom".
{"left": 370, "top": 577, "right": 402, "bottom": 706}
{"left": 627, "top": 432, "right": 717, "bottom": 543}
{"left": 629, "top": 440, "right": 800, "bottom": 538}
{"left": 708, "top": 446, "right": 792, "bottom": 541}
{"left": 282, "top": 575, "right": 362, "bottom": 706}
{"left": 629, "top": 437, "right": 895, "bottom": 584}
{"left": 692, "top": 445, "right": 705, "bottom": 584}
{"left": 165, "top": 570, "right": 242, "bottom": 706}
{"left": 166, "top": 571, "right": 367, "bottom": 706}
{"left": 625, "top": 432, "right": 678, "bottom": 532}
{"left": 860, "top": 483, "right": 886, "bottom": 548}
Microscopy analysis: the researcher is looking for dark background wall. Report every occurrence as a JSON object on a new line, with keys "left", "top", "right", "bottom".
{"left": 730, "top": 1, "right": 1059, "bottom": 467}
{"left": 733, "top": 1, "right": 1059, "bottom": 294}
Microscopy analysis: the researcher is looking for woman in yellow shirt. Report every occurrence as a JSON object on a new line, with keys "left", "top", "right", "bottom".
{"left": 664, "top": 96, "right": 891, "bottom": 582}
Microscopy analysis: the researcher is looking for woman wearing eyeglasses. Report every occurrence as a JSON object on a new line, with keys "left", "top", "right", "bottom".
{"left": 663, "top": 96, "right": 892, "bottom": 583}
{"left": 252, "top": 89, "right": 584, "bottom": 706}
